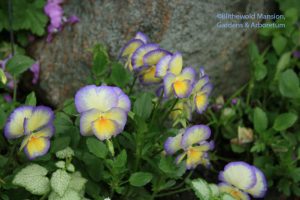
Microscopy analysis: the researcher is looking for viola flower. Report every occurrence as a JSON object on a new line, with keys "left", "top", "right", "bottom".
{"left": 164, "top": 125, "right": 213, "bottom": 169}
{"left": 4, "top": 106, "right": 55, "bottom": 159}
{"left": 218, "top": 161, "right": 267, "bottom": 199}
{"left": 119, "top": 32, "right": 149, "bottom": 71}
{"left": 75, "top": 85, "right": 130, "bottom": 141}
{"left": 191, "top": 68, "right": 213, "bottom": 113}
{"left": 156, "top": 52, "right": 183, "bottom": 78}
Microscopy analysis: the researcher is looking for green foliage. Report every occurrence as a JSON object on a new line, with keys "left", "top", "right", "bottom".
{"left": 6, "top": 54, "right": 35, "bottom": 76}
{"left": 86, "top": 137, "right": 108, "bottom": 159}
{"left": 273, "top": 113, "right": 298, "bottom": 131}
{"left": 129, "top": 172, "right": 153, "bottom": 187}
{"left": 25, "top": 91, "right": 36, "bottom": 106}
{"left": 12, "top": 164, "right": 50, "bottom": 195}
{"left": 51, "top": 169, "right": 72, "bottom": 197}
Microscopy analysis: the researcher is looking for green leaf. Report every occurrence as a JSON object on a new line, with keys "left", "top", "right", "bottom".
{"left": 129, "top": 172, "right": 153, "bottom": 187}
{"left": 110, "top": 62, "right": 131, "bottom": 87}
{"left": 272, "top": 35, "right": 287, "bottom": 55}
{"left": 51, "top": 136, "right": 71, "bottom": 153}
{"left": 13, "top": 164, "right": 50, "bottom": 195}
{"left": 0, "top": 68, "right": 7, "bottom": 84}
{"left": 273, "top": 113, "right": 298, "bottom": 131}
{"left": 114, "top": 149, "right": 127, "bottom": 168}
{"left": 0, "top": 155, "right": 8, "bottom": 168}
{"left": 279, "top": 69, "right": 300, "bottom": 98}
{"left": 62, "top": 99, "right": 77, "bottom": 116}
{"left": 133, "top": 92, "right": 153, "bottom": 120}
{"left": 253, "top": 107, "right": 268, "bottom": 133}
{"left": 190, "top": 178, "right": 212, "bottom": 200}
{"left": 220, "top": 193, "right": 236, "bottom": 200}
{"left": 56, "top": 147, "right": 75, "bottom": 159}
{"left": 48, "top": 190, "right": 81, "bottom": 200}
{"left": 92, "top": 44, "right": 109, "bottom": 76}
{"left": 25, "top": 92, "right": 36, "bottom": 106}
{"left": 159, "top": 156, "right": 186, "bottom": 178}
{"left": 6, "top": 54, "right": 35, "bottom": 76}
{"left": 68, "top": 172, "right": 87, "bottom": 192}
{"left": 86, "top": 137, "right": 108, "bottom": 159}
{"left": 254, "top": 62, "right": 267, "bottom": 81}
{"left": 50, "top": 169, "right": 71, "bottom": 197}
{"left": 275, "top": 52, "right": 291, "bottom": 80}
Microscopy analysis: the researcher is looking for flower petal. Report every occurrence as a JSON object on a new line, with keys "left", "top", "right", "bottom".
{"left": 194, "top": 92, "right": 209, "bottom": 114}
{"left": 245, "top": 167, "right": 267, "bottom": 198}
{"left": 156, "top": 55, "right": 172, "bottom": 78}
{"left": 80, "top": 109, "right": 102, "bottom": 136}
{"left": 33, "top": 124, "right": 55, "bottom": 138}
{"left": 218, "top": 183, "right": 250, "bottom": 200}
{"left": 181, "top": 125, "right": 211, "bottom": 149}
{"left": 186, "top": 146, "right": 205, "bottom": 169}
{"left": 201, "top": 83, "right": 213, "bottom": 95}
{"left": 192, "top": 75, "right": 210, "bottom": 93}
{"left": 172, "top": 79, "right": 192, "bottom": 98}
{"left": 139, "top": 66, "right": 162, "bottom": 85}
{"left": 112, "top": 87, "right": 131, "bottom": 112}
{"left": 101, "top": 107, "right": 127, "bottom": 131}
{"left": 24, "top": 137, "right": 50, "bottom": 160}
{"left": 92, "top": 118, "right": 119, "bottom": 141}
{"left": 169, "top": 52, "right": 183, "bottom": 75}
{"left": 24, "top": 106, "right": 54, "bottom": 134}
{"left": 219, "top": 161, "right": 257, "bottom": 190}
{"left": 135, "top": 32, "right": 148, "bottom": 43}
{"left": 163, "top": 73, "right": 176, "bottom": 97}
{"left": 131, "top": 44, "right": 159, "bottom": 70}
{"left": 75, "top": 85, "right": 118, "bottom": 113}
{"left": 119, "top": 39, "right": 144, "bottom": 58}
{"left": 143, "top": 49, "right": 170, "bottom": 66}
{"left": 178, "top": 67, "right": 196, "bottom": 82}
{"left": 4, "top": 106, "right": 33, "bottom": 139}
{"left": 164, "top": 133, "right": 183, "bottom": 155}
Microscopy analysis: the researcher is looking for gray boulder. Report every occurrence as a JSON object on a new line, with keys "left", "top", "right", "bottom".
{"left": 30, "top": 0, "right": 274, "bottom": 106}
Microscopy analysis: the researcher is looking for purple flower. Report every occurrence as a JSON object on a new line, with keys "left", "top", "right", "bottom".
{"left": 67, "top": 15, "right": 80, "bottom": 24}
{"left": 293, "top": 51, "right": 300, "bottom": 59}
{"left": 30, "top": 62, "right": 40, "bottom": 84}
{"left": 231, "top": 98, "right": 238, "bottom": 105}
{"left": 3, "top": 94, "right": 12, "bottom": 102}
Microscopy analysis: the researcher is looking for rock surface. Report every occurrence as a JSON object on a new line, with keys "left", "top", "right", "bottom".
{"left": 29, "top": 0, "right": 275, "bottom": 106}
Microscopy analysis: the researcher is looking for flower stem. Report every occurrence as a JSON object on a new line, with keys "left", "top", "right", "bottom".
{"left": 129, "top": 76, "right": 137, "bottom": 95}
{"left": 155, "top": 187, "right": 191, "bottom": 198}
{"left": 161, "top": 98, "right": 179, "bottom": 123}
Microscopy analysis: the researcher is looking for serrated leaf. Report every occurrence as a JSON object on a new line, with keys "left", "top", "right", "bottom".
{"left": 55, "top": 161, "right": 66, "bottom": 169}
{"left": 6, "top": 54, "right": 35, "bottom": 76}
{"left": 253, "top": 107, "right": 268, "bottom": 133}
{"left": 190, "top": 178, "right": 212, "bottom": 200}
{"left": 13, "top": 164, "right": 50, "bottom": 195}
{"left": 68, "top": 172, "right": 87, "bottom": 192}
{"left": 86, "top": 137, "right": 108, "bottom": 159}
{"left": 56, "top": 147, "right": 75, "bottom": 159}
{"left": 273, "top": 113, "right": 298, "bottom": 131}
{"left": 51, "top": 169, "right": 71, "bottom": 197}
{"left": 25, "top": 91, "right": 36, "bottom": 106}
{"left": 129, "top": 172, "right": 153, "bottom": 187}
{"left": 48, "top": 189, "right": 81, "bottom": 200}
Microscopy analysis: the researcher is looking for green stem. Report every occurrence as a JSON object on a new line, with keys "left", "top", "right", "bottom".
{"left": 13, "top": 76, "right": 17, "bottom": 102}
{"left": 129, "top": 76, "right": 137, "bottom": 95}
{"left": 155, "top": 187, "right": 191, "bottom": 198}
{"left": 150, "top": 89, "right": 164, "bottom": 124}
{"left": 161, "top": 99, "right": 179, "bottom": 123}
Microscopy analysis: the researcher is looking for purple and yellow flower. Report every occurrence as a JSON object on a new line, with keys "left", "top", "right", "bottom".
{"left": 164, "top": 68, "right": 196, "bottom": 98}
{"left": 164, "top": 125, "right": 213, "bottom": 169}
{"left": 4, "top": 106, "right": 54, "bottom": 159}
{"left": 119, "top": 32, "right": 149, "bottom": 71}
{"left": 218, "top": 161, "right": 267, "bottom": 199}
{"left": 191, "top": 68, "right": 212, "bottom": 113}
{"left": 75, "top": 85, "right": 130, "bottom": 141}
{"left": 156, "top": 52, "right": 183, "bottom": 78}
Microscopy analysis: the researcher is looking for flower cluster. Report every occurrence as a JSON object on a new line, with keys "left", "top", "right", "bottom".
{"left": 75, "top": 85, "right": 131, "bottom": 141}
{"left": 44, "top": 0, "right": 79, "bottom": 42}
{"left": 218, "top": 161, "right": 267, "bottom": 199}
{"left": 119, "top": 33, "right": 212, "bottom": 123}
{"left": 164, "top": 125, "right": 213, "bottom": 169}
{"left": 4, "top": 106, "right": 55, "bottom": 159}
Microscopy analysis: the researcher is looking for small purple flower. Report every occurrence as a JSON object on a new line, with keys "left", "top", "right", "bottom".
{"left": 293, "top": 51, "right": 300, "bottom": 59}
{"left": 67, "top": 15, "right": 80, "bottom": 24}
{"left": 30, "top": 62, "right": 40, "bottom": 84}
{"left": 3, "top": 94, "right": 12, "bottom": 102}
{"left": 231, "top": 98, "right": 238, "bottom": 105}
